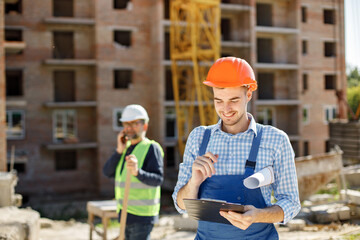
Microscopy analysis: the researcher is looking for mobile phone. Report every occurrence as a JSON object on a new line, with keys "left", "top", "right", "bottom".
{"left": 121, "top": 134, "right": 127, "bottom": 144}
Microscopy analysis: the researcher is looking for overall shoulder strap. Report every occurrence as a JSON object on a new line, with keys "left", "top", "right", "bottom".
{"left": 199, "top": 128, "right": 211, "bottom": 156}
{"left": 245, "top": 124, "right": 264, "bottom": 170}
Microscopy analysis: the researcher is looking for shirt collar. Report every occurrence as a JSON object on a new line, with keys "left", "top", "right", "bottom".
{"left": 213, "top": 113, "right": 257, "bottom": 136}
{"left": 247, "top": 113, "right": 258, "bottom": 136}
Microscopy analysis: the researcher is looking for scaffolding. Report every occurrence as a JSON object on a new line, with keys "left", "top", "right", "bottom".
{"left": 170, "top": 0, "right": 220, "bottom": 154}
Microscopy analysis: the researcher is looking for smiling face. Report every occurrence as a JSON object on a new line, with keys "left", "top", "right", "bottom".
{"left": 213, "top": 86, "right": 252, "bottom": 134}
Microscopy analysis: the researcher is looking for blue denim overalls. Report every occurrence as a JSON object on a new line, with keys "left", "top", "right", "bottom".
{"left": 195, "top": 124, "right": 279, "bottom": 240}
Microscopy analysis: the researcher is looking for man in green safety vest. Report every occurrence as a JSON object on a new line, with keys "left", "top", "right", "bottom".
{"left": 103, "top": 104, "right": 164, "bottom": 240}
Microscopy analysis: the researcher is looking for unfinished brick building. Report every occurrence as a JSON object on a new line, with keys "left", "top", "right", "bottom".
{"left": 2, "top": 0, "right": 346, "bottom": 203}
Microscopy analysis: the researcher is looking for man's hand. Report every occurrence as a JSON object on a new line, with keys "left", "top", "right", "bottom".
{"left": 176, "top": 152, "right": 218, "bottom": 210}
{"left": 220, "top": 205, "right": 284, "bottom": 229}
{"left": 126, "top": 154, "right": 139, "bottom": 176}
{"left": 219, "top": 205, "right": 259, "bottom": 230}
{"left": 190, "top": 152, "right": 218, "bottom": 187}
{"left": 116, "top": 130, "right": 127, "bottom": 154}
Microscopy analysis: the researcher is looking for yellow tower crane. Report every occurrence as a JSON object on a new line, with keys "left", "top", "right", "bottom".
{"left": 170, "top": 0, "right": 221, "bottom": 154}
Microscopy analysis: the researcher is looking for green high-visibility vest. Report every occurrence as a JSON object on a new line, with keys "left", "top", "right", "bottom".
{"left": 115, "top": 138, "right": 163, "bottom": 216}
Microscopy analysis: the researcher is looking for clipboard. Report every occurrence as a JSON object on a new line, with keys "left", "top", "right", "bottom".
{"left": 183, "top": 198, "right": 245, "bottom": 225}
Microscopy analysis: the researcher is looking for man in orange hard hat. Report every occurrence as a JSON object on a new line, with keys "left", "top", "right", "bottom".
{"left": 172, "top": 57, "right": 300, "bottom": 239}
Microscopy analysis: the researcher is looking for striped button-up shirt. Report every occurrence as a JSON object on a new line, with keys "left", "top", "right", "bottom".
{"left": 172, "top": 114, "right": 301, "bottom": 224}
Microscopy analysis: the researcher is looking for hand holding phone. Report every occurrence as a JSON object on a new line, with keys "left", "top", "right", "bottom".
{"left": 116, "top": 131, "right": 127, "bottom": 154}
{"left": 120, "top": 134, "right": 127, "bottom": 144}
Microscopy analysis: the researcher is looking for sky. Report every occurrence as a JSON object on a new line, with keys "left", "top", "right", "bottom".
{"left": 345, "top": 0, "right": 360, "bottom": 69}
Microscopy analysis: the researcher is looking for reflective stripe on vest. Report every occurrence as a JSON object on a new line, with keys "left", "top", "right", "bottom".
{"left": 114, "top": 138, "right": 163, "bottom": 217}
{"left": 117, "top": 198, "right": 160, "bottom": 206}
{"left": 115, "top": 181, "right": 156, "bottom": 189}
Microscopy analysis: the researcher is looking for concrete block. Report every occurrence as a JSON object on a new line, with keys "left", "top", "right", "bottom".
{"left": 302, "top": 200, "right": 313, "bottom": 207}
{"left": 308, "top": 194, "right": 334, "bottom": 205}
{"left": 310, "top": 204, "right": 338, "bottom": 223}
{"left": 286, "top": 219, "right": 306, "bottom": 231}
{"left": 0, "top": 172, "right": 18, "bottom": 207}
{"left": 341, "top": 189, "right": 360, "bottom": 205}
{"left": 348, "top": 205, "right": 360, "bottom": 218}
{"left": 0, "top": 223, "right": 27, "bottom": 240}
{"left": 0, "top": 207, "right": 40, "bottom": 240}
{"left": 345, "top": 172, "right": 360, "bottom": 188}
{"left": 295, "top": 207, "right": 314, "bottom": 221}
{"left": 310, "top": 203, "right": 351, "bottom": 223}
{"left": 315, "top": 210, "right": 338, "bottom": 224}
{"left": 337, "top": 206, "right": 351, "bottom": 220}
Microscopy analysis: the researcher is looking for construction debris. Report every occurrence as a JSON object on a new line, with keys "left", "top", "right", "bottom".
{"left": 286, "top": 219, "right": 306, "bottom": 231}
{"left": 341, "top": 189, "right": 360, "bottom": 205}
{"left": 295, "top": 147, "right": 344, "bottom": 201}
{"left": 343, "top": 164, "right": 360, "bottom": 188}
{"left": 0, "top": 172, "right": 21, "bottom": 207}
{"left": 309, "top": 204, "right": 351, "bottom": 223}
{"left": 0, "top": 207, "right": 40, "bottom": 240}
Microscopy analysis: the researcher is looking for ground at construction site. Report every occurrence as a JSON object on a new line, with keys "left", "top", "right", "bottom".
{"left": 2, "top": 183, "right": 360, "bottom": 240}
{"left": 38, "top": 215, "right": 360, "bottom": 240}
{"left": 37, "top": 187, "right": 360, "bottom": 240}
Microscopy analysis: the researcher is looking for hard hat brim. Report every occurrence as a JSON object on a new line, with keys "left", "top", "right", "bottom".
{"left": 120, "top": 116, "right": 149, "bottom": 122}
{"left": 203, "top": 80, "right": 256, "bottom": 90}
{"left": 203, "top": 80, "right": 243, "bottom": 88}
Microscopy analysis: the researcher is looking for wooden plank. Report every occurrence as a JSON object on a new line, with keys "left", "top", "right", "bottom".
{"left": 119, "top": 172, "right": 132, "bottom": 240}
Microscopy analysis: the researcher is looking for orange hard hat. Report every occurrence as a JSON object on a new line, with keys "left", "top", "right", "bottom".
{"left": 203, "top": 57, "right": 257, "bottom": 91}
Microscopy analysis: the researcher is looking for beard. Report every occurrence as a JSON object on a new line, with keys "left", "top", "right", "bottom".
{"left": 125, "top": 131, "right": 141, "bottom": 140}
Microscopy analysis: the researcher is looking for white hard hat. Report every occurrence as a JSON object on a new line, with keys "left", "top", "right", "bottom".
{"left": 120, "top": 104, "right": 149, "bottom": 123}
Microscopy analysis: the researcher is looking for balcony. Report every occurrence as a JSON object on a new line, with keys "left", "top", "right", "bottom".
{"left": 43, "top": 59, "right": 96, "bottom": 66}
{"left": 4, "top": 41, "right": 25, "bottom": 54}
{"left": 44, "top": 142, "right": 98, "bottom": 150}
{"left": 44, "top": 101, "right": 97, "bottom": 108}
{"left": 6, "top": 99, "right": 26, "bottom": 107}
{"left": 221, "top": 41, "right": 250, "bottom": 48}
{"left": 220, "top": 3, "right": 251, "bottom": 12}
{"left": 43, "top": 17, "right": 95, "bottom": 26}
{"left": 254, "top": 63, "right": 299, "bottom": 70}
{"left": 164, "top": 100, "right": 213, "bottom": 107}
{"left": 256, "top": 26, "right": 299, "bottom": 35}
{"left": 256, "top": 99, "right": 301, "bottom": 106}
{"left": 4, "top": 27, "right": 25, "bottom": 54}
{"left": 162, "top": 59, "right": 213, "bottom": 67}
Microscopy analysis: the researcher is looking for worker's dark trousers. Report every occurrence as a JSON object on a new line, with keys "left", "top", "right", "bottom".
{"left": 125, "top": 222, "right": 153, "bottom": 240}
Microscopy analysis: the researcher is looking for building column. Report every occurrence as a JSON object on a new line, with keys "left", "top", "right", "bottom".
{"left": 0, "top": 0, "right": 7, "bottom": 172}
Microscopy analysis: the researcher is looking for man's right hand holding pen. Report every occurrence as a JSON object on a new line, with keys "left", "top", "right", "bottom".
{"left": 177, "top": 152, "right": 218, "bottom": 210}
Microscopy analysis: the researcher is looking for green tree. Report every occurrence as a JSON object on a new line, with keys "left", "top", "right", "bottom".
{"left": 347, "top": 85, "right": 360, "bottom": 116}
{"left": 347, "top": 66, "right": 360, "bottom": 88}
{"left": 347, "top": 66, "right": 360, "bottom": 119}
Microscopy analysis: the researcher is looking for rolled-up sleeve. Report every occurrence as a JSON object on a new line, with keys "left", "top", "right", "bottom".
{"left": 273, "top": 134, "right": 301, "bottom": 224}
{"left": 172, "top": 127, "right": 204, "bottom": 214}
